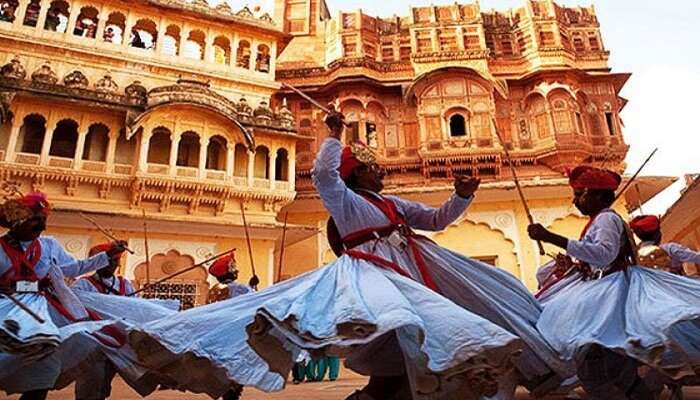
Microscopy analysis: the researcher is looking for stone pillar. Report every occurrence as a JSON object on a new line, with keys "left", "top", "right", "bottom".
{"left": 198, "top": 137, "right": 207, "bottom": 178}
{"left": 268, "top": 150, "right": 277, "bottom": 189}
{"left": 65, "top": 3, "right": 80, "bottom": 36}
{"left": 287, "top": 150, "right": 296, "bottom": 189}
{"left": 178, "top": 26, "right": 187, "bottom": 59}
{"left": 204, "top": 32, "right": 214, "bottom": 63}
{"left": 4, "top": 123, "right": 21, "bottom": 162}
{"left": 13, "top": 0, "right": 29, "bottom": 29}
{"left": 122, "top": 12, "right": 135, "bottom": 51}
{"left": 246, "top": 149, "right": 254, "bottom": 187}
{"left": 73, "top": 128, "right": 87, "bottom": 169}
{"left": 169, "top": 133, "right": 181, "bottom": 176}
{"left": 457, "top": 26, "right": 465, "bottom": 50}
{"left": 95, "top": 6, "right": 107, "bottom": 42}
{"left": 250, "top": 40, "right": 258, "bottom": 71}
{"left": 137, "top": 131, "right": 151, "bottom": 173}
{"left": 39, "top": 120, "right": 54, "bottom": 165}
{"left": 35, "top": 0, "right": 50, "bottom": 32}
{"left": 105, "top": 133, "right": 117, "bottom": 172}
{"left": 225, "top": 143, "right": 235, "bottom": 179}
{"left": 268, "top": 42, "right": 277, "bottom": 75}
{"left": 231, "top": 35, "right": 239, "bottom": 68}
{"left": 155, "top": 19, "right": 167, "bottom": 54}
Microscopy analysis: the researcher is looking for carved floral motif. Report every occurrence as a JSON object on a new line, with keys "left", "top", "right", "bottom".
{"left": 95, "top": 74, "right": 118, "bottom": 93}
{"left": 125, "top": 80, "right": 147, "bottom": 104}
{"left": 63, "top": 70, "right": 89, "bottom": 89}
{"left": 1, "top": 56, "right": 26, "bottom": 80}
{"left": 31, "top": 62, "right": 58, "bottom": 85}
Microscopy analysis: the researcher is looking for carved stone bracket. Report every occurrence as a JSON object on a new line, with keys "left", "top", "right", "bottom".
{"left": 0, "top": 90, "right": 16, "bottom": 125}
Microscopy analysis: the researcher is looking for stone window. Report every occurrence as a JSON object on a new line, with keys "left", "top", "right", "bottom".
{"left": 49, "top": 119, "right": 79, "bottom": 158}
{"left": 605, "top": 112, "right": 616, "bottom": 136}
{"left": 130, "top": 18, "right": 157, "bottom": 50}
{"left": 527, "top": 95, "right": 550, "bottom": 138}
{"left": 253, "top": 145, "right": 269, "bottom": 179}
{"left": 381, "top": 42, "right": 395, "bottom": 62}
{"left": 551, "top": 98, "right": 574, "bottom": 133}
{"left": 213, "top": 36, "right": 231, "bottom": 65}
{"left": 573, "top": 34, "right": 585, "bottom": 52}
{"left": 44, "top": 0, "right": 69, "bottom": 33}
{"left": 148, "top": 128, "right": 171, "bottom": 165}
{"left": 22, "top": 0, "right": 40, "bottom": 27}
{"left": 415, "top": 30, "right": 432, "bottom": 54}
{"left": 103, "top": 12, "right": 125, "bottom": 44}
{"left": 449, "top": 114, "right": 468, "bottom": 137}
{"left": 256, "top": 44, "right": 270, "bottom": 72}
{"left": 588, "top": 34, "right": 600, "bottom": 51}
{"left": 463, "top": 33, "right": 481, "bottom": 51}
{"left": 233, "top": 143, "right": 247, "bottom": 177}
{"left": 184, "top": 30, "right": 205, "bottom": 60}
{"left": 236, "top": 40, "right": 251, "bottom": 68}
{"left": 162, "top": 25, "right": 180, "bottom": 56}
{"left": 206, "top": 135, "right": 226, "bottom": 170}
{"left": 83, "top": 123, "right": 109, "bottom": 161}
{"left": 438, "top": 29, "right": 458, "bottom": 52}
{"left": 74, "top": 6, "right": 98, "bottom": 38}
{"left": 538, "top": 30, "right": 555, "bottom": 47}
{"left": 275, "top": 149, "right": 288, "bottom": 181}
{"left": 176, "top": 131, "right": 200, "bottom": 167}
{"left": 0, "top": 0, "right": 19, "bottom": 23}
{"left": 500, "top": 38, "right": 514, "bottom": 56}
{"left": 17, "top": 114, "right": 46, "bottom": 154}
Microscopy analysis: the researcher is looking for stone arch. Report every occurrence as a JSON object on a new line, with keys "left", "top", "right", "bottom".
{"left": 49, "top": 118, "right": 79, "bottom": 158}
{"left": 275, "top": 148, "right": 288, "bottom": 181}
{"left": 206, "top": 135, "right": 227, "bottom": 171}
{"left": 433, "top": 219, "right": 520, "bottom": 277}
{"left": 130, "top": 18, "right": 157, "bottom": 50}
{"left": 254, "top": 145, "right": 269, "bottom": 179}
{"left": 83, "top": 122, "right": 110, "bottom": 161}
{"left": 162, "top": 25, "right": 181, "bottom": 56}
{"left": 44, "top": 0, "right": 69, "bottom": 32}
{"left": 22, "top": 0, "right": 41, "bottom": 27}
{"left": 0, "top": 0, "right": 18, "bottom": 22}
{"left": 148, "top": 126, "right": 171, "bottom": 164}
{"left": 176, "top": 131, "right": 200, "bottom": 167}
{"left": 73, "top": 6, "right": 98, "bottom": 38}
{"left": 524, "top": 92, "right": 550, "bottom": 139}
{"left": 17, "top": 114, "right": 46, "bottom": 154}
{"left": 184, "top": 29, "right": 205, "bottom": 60}
{"left": 233, "top": 143, "right": 248, "bottom": 177}
{"left": 255, "top": 43, "right": 270, "bottom": 72}
{"left": 338, "top": 98, "right": 364, "bottom": 144}
{"left": 236, "top": 40, "right": 251, "bottom": 68}
{"left": 404, "top": 66, "right": 499, "bottom": 106}
{"left": 444, "top": 106, "right": 471, "bottom": 138}
{"left": 547, "top": 89, "right": 578, "bottom": 134}
{"left": 103, "top": 11, "right": 125, "bottom": 44}
{"left": 213, "top": 35, "right": 231, "bottom": 65}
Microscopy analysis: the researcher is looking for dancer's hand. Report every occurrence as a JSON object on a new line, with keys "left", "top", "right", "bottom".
{"left": 249, "top": 275, "right": 260, "bottom": 288}
{"left": 527, "top": 224, "right": 551, "bottom": 241}
{"left": 454, "top": 175, "right": 481, "bottom": 198}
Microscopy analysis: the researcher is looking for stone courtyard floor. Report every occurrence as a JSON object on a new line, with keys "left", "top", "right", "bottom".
{"left": 4, "top": 369, "right": 700, "bottom": 400}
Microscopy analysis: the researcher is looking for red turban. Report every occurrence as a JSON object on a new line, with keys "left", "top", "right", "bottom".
{"left": 568, "top": 166, "right": 621, "bottom": 191}
{"left": 89, "top": 242, "right": 124, "bottom": 259}
{"left": 18, "top": 192, "right": 50, "bottom": 217}
{"left": 0, "top": 192, "right": 50, "bottom": 228}
{"left": 630, "top": 215, "right": 661, "bottom": 235}
{"left": 339, "top": 143, "right": 377, "bottom": 180}
{"left": 209, "top": 252, "right": 237, "bottom": 278}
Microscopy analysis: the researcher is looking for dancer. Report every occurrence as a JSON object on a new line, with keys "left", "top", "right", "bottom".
{"left": 130, "top": 112, "right": 531, "bottom": 400}
{"left": 207, "top": 251, "right": 258, "bottom": 304}
{"left": 0, "top": 192, "right": 125, "bottom": 399}
{"left": 630, "top": 215, "right": 700, "bottom": 275}
{"left": 528, "top": 165, "right": 700, "bottom": 399}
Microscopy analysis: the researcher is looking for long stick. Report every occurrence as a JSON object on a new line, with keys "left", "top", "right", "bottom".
{"left": 141, "top": 209, "right": 151, "bottom": 286}
{"left": 239, "top": 203, "right": 258, "bottom": 288}
{"left": 491, "top": 119, "right": 546, "bottom": 256}
{"left": 129, "top": 248, "right": 236, "bottom": 297}
{"left": 614, "top": 148, "right": 658, "bottom": 202}
{"left": 276, "top": 212, "right": 289, "bottom": 283}
{"left": 281, "top": 83, "right": 351, "bottom": 127}
{"left": 2, "top": 292, "right": 45, "bottom": 323}
{"left": 79, "top": 213, "right": 135, "bottom": 254}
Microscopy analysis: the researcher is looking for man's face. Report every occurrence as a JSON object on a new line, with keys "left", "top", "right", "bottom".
{"left": 97, "top": 256, "right": 119, "bottom": 278}
{"left": 354, "top": 163, "right": 386, "bottom": 193}
{"left": 12, "top": 214, "right": 47, "bottom": 241}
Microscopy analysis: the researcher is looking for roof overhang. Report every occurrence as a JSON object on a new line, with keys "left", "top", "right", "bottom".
{"left": 662, "top": 176, "right": 700, "bottom": 241}
{"left": 622, "top": 175, "right": 677, "bottom": 212}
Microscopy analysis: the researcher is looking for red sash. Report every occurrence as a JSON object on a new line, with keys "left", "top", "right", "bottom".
{"left": 342, "top": 193, "right": 440, "bottom": 292}
{"left": 0, "top": 237, "right": 42, "bottom": 284}
{"left": 86, "top": 276, "right": 127, "bottom": 296}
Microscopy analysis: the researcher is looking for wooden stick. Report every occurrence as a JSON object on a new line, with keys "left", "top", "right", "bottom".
{"left": 281, "top": 83, "right": 351, "bottom": 127}
{"left": 79, "top": 213, "right": 135, "bottom": 254}
{"left": 129, "top": 248, "right": 236, "bottom": 297}
{"left": 614, "top": 148, "right": 658, "bottom": 203}
{"left": 491, "top": 119, "right": 546, "bottom": 255}
{"left": 141, "top": 209, "right": 151, "bottom": 286}
{"left": 276, "top": 212, "right": 289, "bottom": 283}
{"left": 239, "top": 203, "right": 258, "bottom": 289}
{"left": 2, "top": 292, "right": 45, "bottom": 323}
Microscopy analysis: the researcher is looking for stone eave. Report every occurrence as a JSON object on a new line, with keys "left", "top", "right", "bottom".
{"left": 662, "top": 176, "right": 700, "bottom": 239}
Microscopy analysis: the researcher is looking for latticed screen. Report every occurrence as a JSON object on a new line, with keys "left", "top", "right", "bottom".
{"left": 140, "top": 280, "right": 200, "bottom": 310}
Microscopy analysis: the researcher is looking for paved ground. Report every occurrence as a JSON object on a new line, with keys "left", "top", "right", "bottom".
{"left": 4, "top": 370, "right": 700, "bottom": 400}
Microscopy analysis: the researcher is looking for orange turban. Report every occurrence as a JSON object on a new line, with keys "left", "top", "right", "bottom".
{"left": 89, "top": 242, "right": 124, "bottom": 259}
{"left": 568, "top": 166, "right": 621, "bottom": 191}
{"left": 630, "top": 215, "right": 661, "bottom": 235}
{"left": 209, "top": 251, "right": 238, "bottom": 278}
{"left": 339, "top": 142, "right": 377, "bottom": 180}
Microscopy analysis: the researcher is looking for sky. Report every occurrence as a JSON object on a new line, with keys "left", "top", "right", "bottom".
{"left": 246, "top": 0, "right": 699, "bottom": 214}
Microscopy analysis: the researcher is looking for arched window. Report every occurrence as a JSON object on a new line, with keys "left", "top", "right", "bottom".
{"left": 275, "top": 149, "right": 288, "bottom": 181}
{"left": 526, "top": 95, "right": 550, "bottom": 139}
{"left": 0, "top": 0, "right": 19, "bottom": 23}
{"left": 162, "top": 25, "right": 180, "bottom": 56}
{"left": 83, "top": 123, "right": 109, "bottom": 161}
{"left": 73, "top": 6, "right": 98, "bottom": 38}
{"left": 449, "top": 114, "right": 468, "bottom": 137}
{"left": 184, "top": 30, "right": 205, "bottom": 60}
{"left": 130, "top": 18, "right": 157, "bottom": 50}
{"left": 550, "top": 97, "right": 576, "bottom": 134}
{"left": 176, "top": 131, "right": 200, "bottom": 167}
{"left": 236, "top": 40, "right": 251, "bottom": 68}
{"left": 44, "top": 0, "right": 69, "bottom": 33}
{"left": 253, "top": 145, "right": 269, "bottom": 179}
{"left": 213, "top": 36, "right": 231, "bottom": 65}
{"left": 256, "top": 44, "right": 270, "bottom": 72}
{"left": 17, "top": 114, "right": 46, "bottom": 154}
{"left": 147, "top": 128, "right": 171, "bottom": 164}
{"left": 22, "top": 0, "right": 40, "bottom": 26}
{"left": 233, "top": 143, "right": 248, "bottom": 177}
{"left": 103, "top": 12, "right": 125, "bottom": 44}
{"left": 206, "top": 135, "right": 226, "bottom": 171}
{"left": 49, "top": 119, "right": 79, "bottom": 158}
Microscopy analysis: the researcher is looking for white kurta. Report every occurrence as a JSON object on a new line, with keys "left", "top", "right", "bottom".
{"left": 0, "top": 236, "right": 110, "bottom": 393}
{"left": 128, "top": 137, "right": 534, "bottom": 400}
{"left": 72, "top": 274, "right": 136, "bottom": 295}
{"left": 537, "top": 210, "right": 700, "bottom": 380}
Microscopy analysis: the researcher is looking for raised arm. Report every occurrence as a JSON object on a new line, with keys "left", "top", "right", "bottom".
{"left": 312, "top": 137, "right": 350, "bottom": 209}
{"left": 389, "top": 194, "right": 472, "bottom": 231}
{"left": 663, "top": 243, "right": 700, "bottom": 264}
